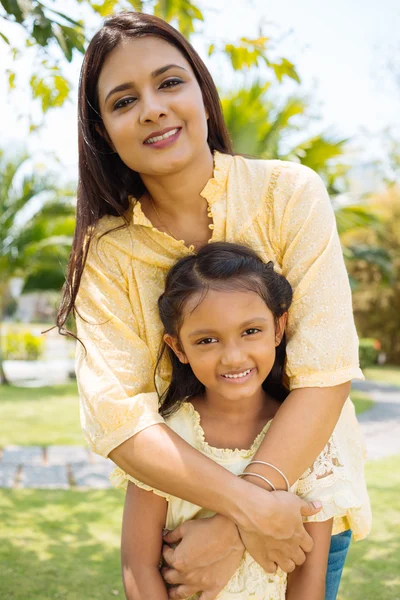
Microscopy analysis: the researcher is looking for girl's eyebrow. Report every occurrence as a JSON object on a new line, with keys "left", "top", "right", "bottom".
{"left": 104, "top": 64, "right": 187, "bottom": 105}
{"left": 188, "top": 317, "right": 269, "bottom": 338}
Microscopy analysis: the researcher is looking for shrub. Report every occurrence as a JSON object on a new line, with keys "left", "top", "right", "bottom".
{"left": 3, "top": 329, "right": 44, "bottom": 360}
{"left": 359, "top": 338, "right": 380, "bottom": 369}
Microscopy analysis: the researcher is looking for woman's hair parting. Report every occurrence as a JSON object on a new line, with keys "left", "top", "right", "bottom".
{"left": 56, "top": 11, "right": 232, "bottom": 337}
{"left": 156, "top": 242, "right": 293, "bottom": 416}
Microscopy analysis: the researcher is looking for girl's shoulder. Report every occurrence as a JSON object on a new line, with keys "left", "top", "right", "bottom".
{"left": 164, "top": 402, "right": 200, "bottom": 447}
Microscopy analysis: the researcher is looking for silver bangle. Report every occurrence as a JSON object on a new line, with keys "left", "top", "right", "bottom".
{"left": 247, "top": 461, "right": 290, "bottom": 492}
{"left": 238, "top": 472, "right": 276, "bottom": 491}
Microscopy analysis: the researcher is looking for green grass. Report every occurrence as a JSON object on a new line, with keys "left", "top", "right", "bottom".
{"left": 339, "top": 455, "right": 400, "bottom": 600}
{"left": 350, "top": 389, "right": 374, "bottom": 415}
{"left": 0, "top": 383, "right": 83, "bottom": 446}
{"left": 363, "top": 365, "right": 400, "bottom": 387}
{"left": 0, "top": 488, "right": 125, "bottom": 600}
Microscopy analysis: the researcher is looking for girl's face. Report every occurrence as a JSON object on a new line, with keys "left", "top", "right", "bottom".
{"left": 166, "top": 288, "right": 287, "bottom": 404}
{"left": 97, "top": 36, "right": 210, "bottom": 177}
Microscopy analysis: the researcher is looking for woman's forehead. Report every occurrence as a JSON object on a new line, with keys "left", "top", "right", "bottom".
{"left": 98, "top": 36, "right": 191, "bottom": 90}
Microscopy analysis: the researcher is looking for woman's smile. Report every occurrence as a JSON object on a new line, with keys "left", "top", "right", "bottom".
{"left": 143, "top": 126, "right": 182, "bottom": 149}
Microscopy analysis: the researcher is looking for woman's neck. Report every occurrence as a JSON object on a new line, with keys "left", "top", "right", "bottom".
{"left": 140, "top": 146, "right": 214, "bottom": 219}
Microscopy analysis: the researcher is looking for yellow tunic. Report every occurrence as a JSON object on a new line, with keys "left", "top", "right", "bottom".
{"left": 111, "top": 400, "right": 369, "bottom": 599}
{"left": 75, "top": 151, "right": 371, "bottom": 540}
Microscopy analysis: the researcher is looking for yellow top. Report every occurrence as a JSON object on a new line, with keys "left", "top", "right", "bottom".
{"left": 76, "top": 151, "right": 364, "bottom": 460}
{"left": 111, "top": 399, "right": 371, "bottom": 599}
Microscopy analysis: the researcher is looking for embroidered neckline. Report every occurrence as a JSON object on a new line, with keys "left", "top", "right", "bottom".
{"left": 181, "top": 402, "right": 272, "bottom": 460}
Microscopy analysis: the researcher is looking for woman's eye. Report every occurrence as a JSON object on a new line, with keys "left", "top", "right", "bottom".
{"left": 198, "top": 337, "right": 217, "bottom": 345}
{"left": 113, "top": 97, "right": 136, "bottom": 110}
{"left": 160, "top": 78, "right": 183, "bottom": 89}
{"left": 243, "top": 328, "right": 260, "bottom": 336}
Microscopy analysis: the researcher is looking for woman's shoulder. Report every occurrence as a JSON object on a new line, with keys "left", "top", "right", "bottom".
{"left": 229, "top": 153, "right": 323, "bottom": 189}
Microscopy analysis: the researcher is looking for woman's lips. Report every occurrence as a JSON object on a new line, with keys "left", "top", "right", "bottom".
{"left": 219, "top": 368, "right": 256, "bottom": 384}
{"left": 143, "top": 127, "right": 182, "bottom": 149}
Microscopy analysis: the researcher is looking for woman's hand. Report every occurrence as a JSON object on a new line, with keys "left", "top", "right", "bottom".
{"left": 161, "top": 514, "right": 244, "bottom": 600}
{"left": 237, "top": 489, "right": 321, "bottom": 573}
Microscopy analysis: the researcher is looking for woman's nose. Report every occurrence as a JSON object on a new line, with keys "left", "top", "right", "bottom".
{"left": 139, "top": 92, "right": 168, "bottom": 124}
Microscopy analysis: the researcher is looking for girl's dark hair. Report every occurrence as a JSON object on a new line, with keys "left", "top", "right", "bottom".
{"left": 56, "top": 11, "right": 232, "bottom": 334}
{"left": 157, "top": 242, "right": 293, "bottom": 417}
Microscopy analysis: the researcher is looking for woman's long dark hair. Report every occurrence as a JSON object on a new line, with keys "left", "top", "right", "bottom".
{"left": 157, "top": 242, "right": 293, "bottom": 417}
{"left": 56, "top": 12, "right": 233, "bottom": 334}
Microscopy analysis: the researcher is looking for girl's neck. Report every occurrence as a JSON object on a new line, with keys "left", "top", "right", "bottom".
{"left": 140, "top": 146, "right": 214, "bottom": 219}
{"left": 190, "top": 388, "right": 281, "bottom": 452}
{"left": 193, "top": 387, "right": 280, "bottom": 425}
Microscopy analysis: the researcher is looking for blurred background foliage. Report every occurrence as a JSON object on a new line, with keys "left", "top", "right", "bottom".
{"left": 1, "top": 0, "right": 399, "bottom": 371}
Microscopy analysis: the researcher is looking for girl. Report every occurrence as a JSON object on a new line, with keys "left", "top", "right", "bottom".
{"left": 113, "top": 242, "right": 365, "bottom": 600}
{"left": 64, "top": 11, "right": 371, "bottom": 598}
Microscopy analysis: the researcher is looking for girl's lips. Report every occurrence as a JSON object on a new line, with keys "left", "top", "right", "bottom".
{"left": 219, "top": 367, "right": 256, "bottom": 384}
{"left": 143, "top": 127, "right": 182, "bottom": 150}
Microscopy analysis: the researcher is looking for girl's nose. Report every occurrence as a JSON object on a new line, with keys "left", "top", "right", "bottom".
{"left": 220, "top": 343, "right": 245, "bottom": 367}
{"left": 139, "top": 92, "right": 168, "bottom": 124}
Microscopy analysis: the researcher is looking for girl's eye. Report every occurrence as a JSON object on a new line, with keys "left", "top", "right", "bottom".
{"left": 243, "top": 328, "right": 261, "bottom": 336}
{"left": 160, "top": 78, "right": 183, "bottom": 89}
{"left": 198, "top": 337, "right": 218, "bottom": 345}
{"left": 113, "top": 97, "right": 136, "bottom": 110}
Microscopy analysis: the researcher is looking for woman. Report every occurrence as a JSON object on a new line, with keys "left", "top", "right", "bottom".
{"left": 58, "top": 12, "right": 371, "bottom": 600}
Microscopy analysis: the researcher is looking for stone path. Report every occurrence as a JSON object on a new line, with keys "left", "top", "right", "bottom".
{"left": 0, "top": 445, "right": 114, "bottom": 490}
{"left": 1, "top": 380, "right": 399, "bottom": 489}
{"left": 353, "top": 379, "right": 400, "bottom": 460}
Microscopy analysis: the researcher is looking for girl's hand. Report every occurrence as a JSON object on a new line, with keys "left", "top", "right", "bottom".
{"left": 161, "top": 514, "right": 244, "bottom": 600}
{"left": 237, "top": 489, "right": 321, "bottom": 573}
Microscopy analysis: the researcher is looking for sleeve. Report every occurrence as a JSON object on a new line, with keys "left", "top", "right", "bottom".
{"left": 110, "top": 466, "right": 170, "bottom": 501}
{"left": 273, "top": 164, "right": 364, "bottom": 389}
{"left": 293, "top": 433, "right": 362, "bottom": 523}
{"left": 75, "top": 228, "right": 164, "bottom": 458}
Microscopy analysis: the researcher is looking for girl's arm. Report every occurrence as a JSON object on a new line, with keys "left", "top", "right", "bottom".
{"left": 286, "top": 520, "right": 333, "bottom": 600}
{"left": 121, "top": 481, "right": 168, "bottom": 600}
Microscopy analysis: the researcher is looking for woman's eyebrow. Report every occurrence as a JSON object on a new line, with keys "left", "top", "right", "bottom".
{"left": 104, "top": 64, "right": 187, "bottom": 105}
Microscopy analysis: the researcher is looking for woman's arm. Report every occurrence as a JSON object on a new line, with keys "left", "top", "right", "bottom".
{"left": 286, "top": 520, "right": 333, "bottom": 600}
{"left": 121, "top": 482, "right": 168, "bottom": 600}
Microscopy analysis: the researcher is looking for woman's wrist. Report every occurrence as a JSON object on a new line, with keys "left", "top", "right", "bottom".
{"left": 225, "top": 476, "right": 277, "bottom": 533}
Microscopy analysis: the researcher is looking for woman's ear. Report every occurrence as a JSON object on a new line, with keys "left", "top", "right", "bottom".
{"left": 275, "top": 312, "right": 288, "bottom": 346}
{"left": 95, "top": 123, "right": 116, "bottom": 152}
{"left": 164, "top": 334, "right": 189, "bottom": 364}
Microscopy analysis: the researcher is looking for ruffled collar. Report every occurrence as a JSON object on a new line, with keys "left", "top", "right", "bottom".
{"left": 199, "top": 151, "right": 232, "bottom": 205}
{"left": 182, "top": 402, "right": 272, "bottom": 461}
{"left": 131, "top": 151, "right": 232, "bottom": 228}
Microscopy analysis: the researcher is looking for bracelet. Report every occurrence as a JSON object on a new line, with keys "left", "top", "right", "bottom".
{"left": 247, "top": 461, "right": 290, "bottom": 492}
{"left": 238, "top": 472, "right": 276, "bottom": 491}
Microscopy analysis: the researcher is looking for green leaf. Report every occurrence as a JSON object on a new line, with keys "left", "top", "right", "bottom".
{"left": 7, "top": 70, "right": 16, "bottom": 90}
{"left": 92, "top": 0, "right": 119, "bottom": 16}
{"left": 0, "top": 0, "right": 24, "bottom": 24}
{"left": 270, "top": 58, "right": 301, "bottom": 84}
{"left": 0, "top": 31, "right": 10, "bottom": 44}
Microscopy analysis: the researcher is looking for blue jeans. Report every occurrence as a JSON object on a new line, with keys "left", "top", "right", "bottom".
{"left": 325, "top": 530, "right": 352, "bottom": 600}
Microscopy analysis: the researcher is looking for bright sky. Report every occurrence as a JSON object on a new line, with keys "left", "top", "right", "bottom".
{"left": 1, "top": 0, "right": 399, "bottom": 181}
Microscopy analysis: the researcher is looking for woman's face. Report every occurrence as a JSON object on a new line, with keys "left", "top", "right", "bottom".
{"left": 98, "top": 36, "right": 210, "bottom": 177}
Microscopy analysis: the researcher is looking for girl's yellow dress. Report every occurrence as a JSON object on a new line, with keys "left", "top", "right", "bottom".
{"left": 112, "top": 400, "right": 369, "bottom": 599}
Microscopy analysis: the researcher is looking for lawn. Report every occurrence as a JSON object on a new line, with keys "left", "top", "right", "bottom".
{"left": 0, "top": 455, "right": 398, "bottom": 600}
{"left": 350, "top": 389, "right": 374, "bottom": 415}
{"left": 363, "top": 365, "right": 400, "bottom": 387}
{"left": 0, "top": 383, "right": 83, "bottom": 446}
{"left": 0, "top": 488, "right": 125, "bottom": 599}
{"left": 339, "top": 455, "right": 400, "bottom": 600}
